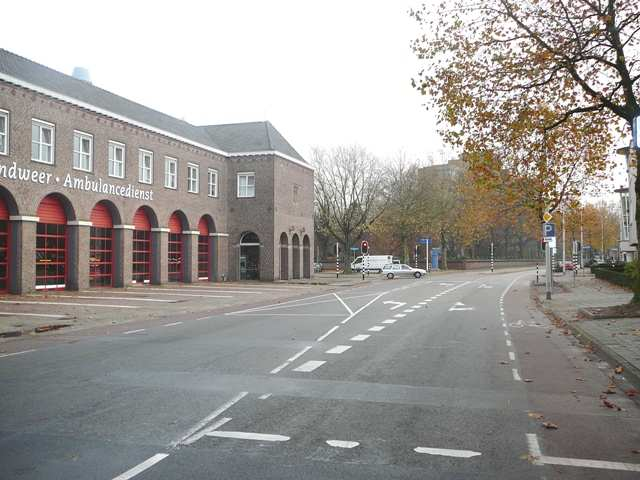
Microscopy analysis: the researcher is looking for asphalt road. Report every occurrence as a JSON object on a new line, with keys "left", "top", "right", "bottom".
{"left": 1, "top": 269, "right": 639, "bottom": 479}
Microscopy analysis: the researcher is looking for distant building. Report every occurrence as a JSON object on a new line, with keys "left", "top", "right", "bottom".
{"left": 615, "top": 146, "right": 637, "bottom": 262}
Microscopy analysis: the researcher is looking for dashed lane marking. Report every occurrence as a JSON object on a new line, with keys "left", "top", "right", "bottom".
{"left": 508, "top": 352, "right": 515, "bottom": 361}
{"left": 414, "top": 447, "right": 481, "bottom": 458}
{"left": 512, "top": 369, "right": 522, "bottom": 381}
{"left": 411, "top": 305, "right": 421, "bottom": 309}
{"left": 123, "top": 329, "right": 146, "bottom": 335}
{"left": 526, "top": 433, "right": 640, "bottom": 472}
{"left": 0, "top": 312, "right": 66, "bottom": 318}
{"left": 270, "top": 346, "right": 313, "bottom": 374}
{"left": 350, "top": 334, "right": 370, "bottom": 341}
{"left": 112, "top": 453, "right": 169, "bottom": 480}
{"left": 506, "top": 339, "right": 512, "bottom": 347}
{"left": 163, "top": 321, "right": 183, "bottom": 327}
{"left": 382, "top": 319, "right": 397, "bottom": 324}
{"left": 0, "top": 349, "right": 37, "bottom": 359}
{"left": 394, "top": 313, "right": 406, "bottom": 318}
{"left": 206, "top": 431, "right": 290, "bottom": 442}
{"left": 293, "top": 360, "right": 326, "bottom": 372}
{"left": 326, "top": 345, "right": 351, "bottom": 354}
{"left": 368, "top": 326, "right": 385, "bottom": 332}
{"left": 403, "top": 309, "right": 415, "bottom": 313}
{"left": 258, "top": 394, "right": 272, "bottom": 400}
{"left": 326, "top": 440, "right": 359, "bottom": 448}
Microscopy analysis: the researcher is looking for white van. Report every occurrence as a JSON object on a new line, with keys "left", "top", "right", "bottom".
{"left": 351, "top": 255, "right": 394, "bottom": 273}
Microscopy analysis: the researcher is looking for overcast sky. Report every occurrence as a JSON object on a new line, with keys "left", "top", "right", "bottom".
{"left": 3, "top": 0, "right": 449, "bottom": 164}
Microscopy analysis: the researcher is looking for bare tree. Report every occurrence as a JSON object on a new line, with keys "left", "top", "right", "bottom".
{"left": 313, "top": 146, "right": 384, "bottom": 270}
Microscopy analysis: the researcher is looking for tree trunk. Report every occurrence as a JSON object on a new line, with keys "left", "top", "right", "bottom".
{"left": 632, "top": 147, "right": 640, "bottom": 302}
{"left": 440, "top": 231, "right": 448, "bottom": 270}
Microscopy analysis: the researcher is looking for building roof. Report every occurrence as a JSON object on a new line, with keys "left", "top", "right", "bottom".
{"left": 0, "top": 49, "right": 306, "bottom": 164}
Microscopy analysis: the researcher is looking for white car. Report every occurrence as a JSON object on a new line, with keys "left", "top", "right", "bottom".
{"left": 382, "top": 263, "right": 427, "bottom": 279}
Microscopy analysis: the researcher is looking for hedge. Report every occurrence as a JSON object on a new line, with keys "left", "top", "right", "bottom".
{"left": 592, "top": 267, "right": 633, "bottom": 289}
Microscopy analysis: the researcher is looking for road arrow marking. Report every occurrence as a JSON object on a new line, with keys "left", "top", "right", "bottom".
{"left": 383, "top": 301, "right": 406, "bottom": 310}
{"left": 449, "top": 302, "right": 474, "bottom": 312}
{"left": 414, "top": 447, "right": 481, "bottom": 458}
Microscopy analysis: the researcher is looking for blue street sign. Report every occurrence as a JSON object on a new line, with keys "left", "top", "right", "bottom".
{"left": 418, "top": 238, "right": 431, "bottom": 245}
{"left": 543, "top": 222, "right": 555, "bottom": 238}
{"left": 350, "top": 247, "right": 359, "bottom": 252}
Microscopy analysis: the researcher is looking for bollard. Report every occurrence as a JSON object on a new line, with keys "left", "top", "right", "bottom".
{"left": 536, "top": 264, "right": 539, "bottom": 284}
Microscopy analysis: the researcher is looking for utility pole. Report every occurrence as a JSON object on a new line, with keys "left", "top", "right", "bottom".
{"left": 490, "top": 242, "right": 494, "bottom": 272}
{"left": 580, "top": 208, "right": 584, "bottom": 269}
{"left": 562, "top": 208, "right": 566, "bottom": 274}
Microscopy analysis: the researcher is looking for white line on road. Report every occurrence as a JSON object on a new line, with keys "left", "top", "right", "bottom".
{"left": 333, "top": 293, "right": 354, "bottom": 315}
{"left": 508, "top": 352, "right": 515, "bottom": 361}
{"left": 317, "top": 325, "right": 340, "bottom": 342}
{"left": 259, "top": 394, "right": 272, "bottom": 400}
{"left": 383, "top": 301, "right": 406, "bottom": 310}
{"left": 414, "top": 447, "right": 481, "bottom": 458}
{"left": 326, "top": 345, "right": 351, "bottom": 354}
{"left": 0, "top": 312, "right": 66, "bottom": 318}
{"left": 394, "top": 313, "right": 406, "bottom": 318}
{"left": 368, "top": 326, "right": 385, "bottom": 332}
{"left": 403, "top": 309, "right": 415, "bottom": 313}
{"left": 0, "top": 300, "right": 138, "bottom": 308}
{"left": 350, "top": 334, "right": 370, "bottom": 341}
{"left": 181, "top": 417, "right": 232, "bottom": 446}
{"left": 54, "top": 295, "right": 176, "bottom": 303}
{"left": 506, "top": 339, "right": 512, "bottom": 347}
{"left": 270, "top": 346, "right": 313, "bottom": 374}
{"left": 0, "top": 349, "right": 37, "bottom": 359}
{"left": 526, "top": 433, "right": 640, "bottom": 471}
{"left": 341, "top": 292, "right": 389, "bottom": 324}
{"left": 163, "top": 321, "right": 183, "bottom": 327}
{"left": 174, "top": 391, "right": 248, "bottom": 446}
{"left": 504, "top": 331, "right": 509, "bottom": 336}
{"left": 112, "top": 453, "right": 169, "bottom": 480}
{"left": 418, "top": 302, "right": 427, "bottom": 305}
{"left": 326, "top": 440, "right": 359, "bottom": 448}
{"left": 227, "top": 292, "right": 334, "bottom": 315}
{"left": 196, "top": 316, "right": 214, "bottom": 321}
{"left": 293, "top": 360, "right": 326, "bottom": 372}
{"left": 382, "top": 319, "right": 397, "bottom": 324}
{"left": 123, "top": 329, "right": 146, "bottom": 335}
{"left": 100, "top": 290, "right": 233, "bottom": 298}
{"left": 512, "top": 368, "right": 522, "bottom": 381}
{"left": 206, "top": 431, "right": 290, "bottom": 442}
{"left": 411, "top": 305, "right": 421, "bottom": 309}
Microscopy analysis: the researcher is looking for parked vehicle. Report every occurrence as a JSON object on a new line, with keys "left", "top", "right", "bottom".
{"left": 382, "top": 263, "right": 427, "bottom": 279}
{"left": 351, "top": 255, "right": 394, "bottom": 273}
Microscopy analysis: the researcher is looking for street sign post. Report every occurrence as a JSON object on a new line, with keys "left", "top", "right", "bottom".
{"left": 633, "top": 115, "right": 639, "bottom": 149}
{"left": 419, "top": 238, "right": 431, "bottom": 274}
{"left": 543, "top": 211, "right": 553, "bottom": 223}
{"left": 542, "top": 222, "right": 556, "bottom": 300}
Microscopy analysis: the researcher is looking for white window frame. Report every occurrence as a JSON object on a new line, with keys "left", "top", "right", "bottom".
{"left": 187, "top": 163, "right": 199, "bottom": 193}
{"left": 237, "top": 172, "right": 255, "bottom": 198}
{"left": 31, "top": 119, "right": 55, "bottom": 165}
{"left": 165, "top": 156, "right": 178, "bottom": 189}
{"left": 207, "top": 168, "right": 218, "bottom": 197}
{"left": 108, "top": 141, "right": 126, "bottom": 178}
{"left": 138, "top": 149, "right": 153, "bottom": 184}
{"left": 73, "top": 130, "right": 93, "bottom": 172}
{"left": 0, "top": 109, "right": 8, "bottom": 156}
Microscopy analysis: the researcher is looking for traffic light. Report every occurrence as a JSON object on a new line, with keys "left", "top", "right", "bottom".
{"left": 361, "top": 240, "right": 369, "bottom": 255}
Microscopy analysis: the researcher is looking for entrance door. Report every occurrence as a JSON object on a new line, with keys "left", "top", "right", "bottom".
{"left": 0, "top": 197, "right": 8, "bottom": 292}
{"left": 168, "top": 213, "right": 183, "bottom": 282}
{"left": 36, "top": 195, "right": 67, "bottom": 290}
{"left": 239, "top": 232, "right": 260, "bottom": 280}
{"left": 198, "top": 217, "right": 210, "bottom": 280}
{"left": 132, "top": 208, "right": 151, "bottom": 283}
{"left": 90, "top": 202, "right": 113, "bottom": 287}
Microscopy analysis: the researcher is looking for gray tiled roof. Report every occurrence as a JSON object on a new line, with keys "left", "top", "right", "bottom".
{"left": 0, "top": 49, "right": 305, "bottom": 162}
{"left": 200, "top": 121, "right": 304, "bottom": 161}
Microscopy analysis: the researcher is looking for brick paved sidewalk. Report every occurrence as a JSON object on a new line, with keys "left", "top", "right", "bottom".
{"left": 534, "top": 272, "right": 640, "bottom": 389}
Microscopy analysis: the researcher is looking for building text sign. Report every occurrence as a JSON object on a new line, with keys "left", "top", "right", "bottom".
{"left": 0, "top": 161, "right": 154, "bottom": 201}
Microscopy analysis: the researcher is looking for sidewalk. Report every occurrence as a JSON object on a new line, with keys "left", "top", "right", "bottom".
{"left": 534, "top": 272, "right": 640, "bottom": 388}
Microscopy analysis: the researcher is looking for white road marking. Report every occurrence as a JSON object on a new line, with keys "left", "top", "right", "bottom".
{"left": 449, "top": 302, "right": 474, "bottom": 312}
{"left": 0, "top": 349, "right": 37, "bottom": 359}
{"left": 317, "top": 325, "right": 340, "bottom": 342}
{"left": 383, "top": 300, "right": 406, "bottom": 310}
{"left": 326, "top": 345, "right": 351, "bottom": 354}
{"left": 206, "top": 431, "right": 290, "bottom": 442}
{"left": 425, "top": 299, "right": 433, "bottom": 302}
{"left": 0, "top": 300, "right": 138, "bottom": 308}
{"left": 414, "top": 447, "right": 481, "bottom": 458}
{"left": 506, "top": 339, "right": 512, "bottom": 347}
{"left": 411, "top": 305, "right": 421, "bottom": 309}
{"left": 196, "top": 316, "right": 213, "bottom": 321}
{"left": 293, "top": 360, "right": 326, "bottom": 372}
{"left": 394, "top": 313, "right": 406, "bottom": 318}
{"left": 333, "top": 293, "right": 354, "bottom": 315}
{"left": 350, "top": 334, "right": 370, "bottom": 341}
{"left": 270, "top": 346, "right": 313, "bottom": 374}
{"left": 508, "top": 352, "right": 515, "bottom": 361}
{"left": 512, "top": 368, "right": 522, "bottom": 381}
{"left": 526, "top": 433, "right": 640, "bottom": 471}
{"left": 403, "top": 309, "right": 415, "bottom": 313}
{"left": 112, "top": 453, "right": 169, "bottom": 480}
{"left": 236, "top": 313, "right": 344, "bottom": 317}
{"left": 163, "top": 321, "right": 183, "bottom": 327}
{"left": 104, "top": 291, "right": 233, "bottom": 298}
{"left": 382, "top": 319, "right": 397, "bottom": 324}
{"left": 418, "top": 302, "right": 427, "bottom": 305}
{"left": 259, "top": 393, "right": 272, "bottom": 400}
{"left": 227, "top": 292, "right": 334, "bottom": 315}
{"left": 502, "top": 323, "right": 507, "bottom": 328}
{"left": 181, "top": 417, "right": 232, "bottom": 446}
{"left": 504, "top": 331, "right": 509, "bottom": 336}
{"left": 478, "top": 284, "right": 493, "bottom": 289}
{"left": 0, "top": 312, "right": 66, "bottom": 318}
{"left": 50, "top": 295, "right": 175, "bottom": 303}
{"left": 341, "top": 292, "right": 389, "bottom": 324}
{"left": 174, "top": 391, "right": 248, "bottom": 446}
{"left": 326, "top": 440, "right": 359, "bottom": 448}
{"left": 123, "top": 329, "right": 146, "bottom": 335}
{"left": 368, "top": 326, "right": 385, "bottom": 332}
{"left": 140, "top": 287, "right": 259, "bottom": 295}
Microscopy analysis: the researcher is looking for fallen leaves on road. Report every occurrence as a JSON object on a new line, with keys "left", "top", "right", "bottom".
{"left": 632, "top": 449, "right": 640, "bottom": 454}
{"left": 480, "top": 327, "right": 487, "bottom": 330}
{"left": 499, "top": 361, "right": 510, "bottom": 365}
{"left": 625, "top": 389, "right": 638, "bottom": 397}
{"left": 602, "top": 399, "right": 622, "bottom": 411}
{"left": 614, "top": 366, "right": 624, "bottom": 374}
{"left": 528, "top": 412, "right": 544, "bottom": 420}
{"left": 575, "top": 378, "right": 585, "bottom": 381}
{"left": 603, "top": 385, "right": 617, "bottom": 394}
{"left": 542, "top": 422, "right": 559, "bottom": 429}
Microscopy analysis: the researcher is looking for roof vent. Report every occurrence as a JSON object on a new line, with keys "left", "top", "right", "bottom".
{"left": 72, "top": 67, "right": 92, "bottom": 84}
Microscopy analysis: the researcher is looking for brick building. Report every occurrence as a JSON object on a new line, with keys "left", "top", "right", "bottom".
{"left": 0, "top": 49, "right": 314, "bottom": 293}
